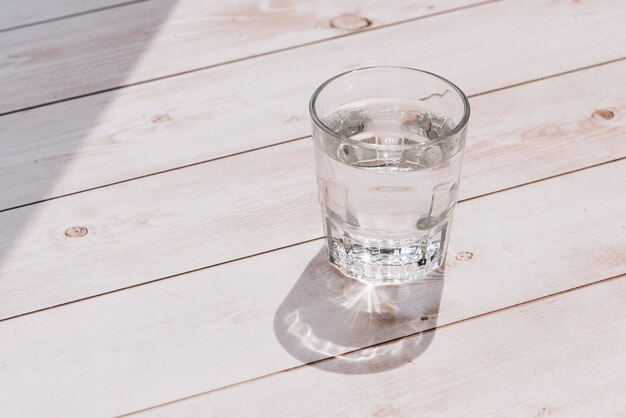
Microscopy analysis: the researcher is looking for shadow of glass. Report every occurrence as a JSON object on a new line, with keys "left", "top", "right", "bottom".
{"left": 274, "top": 246, "right": 445, "bottom": 375}
{"left": 0, "top": 2, "right": 178, "bottom": 270}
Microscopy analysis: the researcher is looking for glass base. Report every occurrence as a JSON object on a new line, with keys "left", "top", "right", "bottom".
{"left": 324, "top": 216, "right": 451, "bottom": 285}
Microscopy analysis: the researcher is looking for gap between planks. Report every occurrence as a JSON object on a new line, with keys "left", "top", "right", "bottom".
{"left": 2, "top": 0, "right": 624, "bottom": 212}
{"left": 0, "top": 0, "right": 499, "bottom": 116}
{"left": 1, "top": 158, "right": 624, "bottom": 416}
{"left": 2, "top": 1, "right": 625, "bottom": 323}
{"left": 2, "top": 155, "right": 624, "bottom": 324}
{"left": 1, "top": 57, "right": 621, "bottom": 318}
{"left": 120, "top": 271, "right": 626, "bottom": 417}
{"left": 125, "top": 271, "right": 626, "bottom": 417}
{"left": 0, "top": 56, "right": 623, "bottom": 215}
{"left": 0, "top": 0, "right": 153, "bottom": 33}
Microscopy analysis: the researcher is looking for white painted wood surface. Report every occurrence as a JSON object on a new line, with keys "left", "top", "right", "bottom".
{"left": 1, "top": 61, "right": 624, "bottom": 320}
{"left": 0, "top": 0, "right": 483, "bottom": 113}
{"left": 1, "top": 161, "right": 624, "bottom": 417}
{"left": 134, "top": 274, "right": 626, "bottom": 418}
{"left": 0, "top": 0, "right": 128, "bottom": 31}
{"left": 2, "top": 0, "right": 625, "bottom": 210}
{"left": 1, "top": 0, "right": 625, "bottom": 416}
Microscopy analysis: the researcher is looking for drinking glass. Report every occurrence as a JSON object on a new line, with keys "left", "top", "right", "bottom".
{"left": 309, "top": 67, "right": 470, "bottom": 284}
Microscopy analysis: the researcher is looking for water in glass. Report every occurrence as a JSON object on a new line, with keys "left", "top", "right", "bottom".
{"left": 313, "top": 97, "right": 464, "bottom": 284}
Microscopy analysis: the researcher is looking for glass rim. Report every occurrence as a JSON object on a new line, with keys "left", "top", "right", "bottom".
{"left": 309, "top": 66, "right": 471, "bottom": 149}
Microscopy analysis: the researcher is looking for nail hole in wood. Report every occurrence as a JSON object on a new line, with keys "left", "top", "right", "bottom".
{"left": 150, "top": 113, "right": 171, "bottom": 123}
{"left": 330, "top": 14, "right": 371, "bottom": 31}
{"left": 421, "top": 316, "right": 429, "bottom": 321}
{"left": 456, "top": 251, "right": 473, "bottom": 261}
{"left": 591, "top": 109, "right": 614, "bottom": 121}
{"left": 65, "top": 226, "right": 88, "bottom": 238}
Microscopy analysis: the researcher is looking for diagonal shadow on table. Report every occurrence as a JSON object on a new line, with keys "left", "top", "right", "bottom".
{"left": 274, "top": 246, "right": 444, "bottom": 374}
{"left": 0, "top": 1, "right": 177, "bottom": 299}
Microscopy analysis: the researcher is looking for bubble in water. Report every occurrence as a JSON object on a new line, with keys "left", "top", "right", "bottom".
{"left": 337, "top": 143, "right": 357, "bottom": 164}
{"left": 430, "top": 115, "right": 447, "bottom": 136}
{"left": 336, "top": 142, "right": 382, "bottom": 166}
{"left": 402, "top": 120, "right": 424, "bottom": 136}
{"left": 402, "top": 148, "right": 422, "bottom": 166}
{"left": 323, "top": 113, "right": 343, "bottom": 132}
{"left": 416, "top": 113, "right": 432, "bottom": 131}
{"left": 342, "top": 121, "right": 365, "bottom": 137}
{"left": 329, "top": 110, "right": 369, "bottom": 138}
{"left": 420, "top": 146, "right": 443, "bottom": 166}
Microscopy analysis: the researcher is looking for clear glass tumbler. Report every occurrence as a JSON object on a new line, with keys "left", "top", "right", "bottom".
{"left": 310, "top": 67, "right": 470, "bottom": 284}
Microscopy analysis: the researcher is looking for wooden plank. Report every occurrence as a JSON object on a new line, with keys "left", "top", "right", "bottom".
{"left": 132, "top": 275, "right": 626, "bottom": 418}
{"left": 1, "top": 61, "right": 625, "bottom": 320}
{"left": 0, "top": 161, "right": 624, "bottom": 417}
{"left": 0, "top": 0, "right": 129, "bottom": 31}
{"left": 0, "top": 0, "right": 484, "bottom": 113}
{"left": 2, "top": 0, "right": 625, "bottom": 210}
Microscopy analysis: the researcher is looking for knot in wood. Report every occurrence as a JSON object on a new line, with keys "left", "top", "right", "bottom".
{"left": 592, "top": 109, "right": 614, "bottom": 121}
{"left": 150, "top": 113, "right": 171, "bottom": 123}
{"left": 65, "top": 226, "right": 88, "bottom": 238}
{"left": 330, "top": 14, "right": 371, "bottom": 30}
{"left": 455, "top": 251, "right": 473, "bottom": 261}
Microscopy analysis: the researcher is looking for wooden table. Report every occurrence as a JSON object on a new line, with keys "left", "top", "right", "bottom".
{"left": 1, "top": 0, "right": 625, "bottom": 416}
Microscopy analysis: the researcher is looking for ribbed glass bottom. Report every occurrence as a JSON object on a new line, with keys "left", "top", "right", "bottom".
{"left": 324, "top": 216, "right": 451, "bottom": 284}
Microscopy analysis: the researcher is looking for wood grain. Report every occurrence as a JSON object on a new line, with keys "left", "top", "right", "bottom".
{"left": 0, "top": 59, "right": 626, "bottom": 317}
{"left": 133, "top": 275, "right": 626, "bottom": 418}
{"left": 2, "top": 2, "right": 624, "bottom": 417}
{"left": 0, "top": 0, "right": 129, "bottom": 31}
{"left": 1, "top": 61, "right": 625, "bottom": 320}
{"left": 0, "top": 160, "right": 624, "bottom": 417}
{"left": 1, "top": 0, "right": 624, "bottom": 210}
{"left": 0, "top": 0, "right": 484, "bottom": 113}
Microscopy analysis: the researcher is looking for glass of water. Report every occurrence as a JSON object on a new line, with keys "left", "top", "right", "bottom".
{"left": 310, "top": 67, "right": 470, "bottom": 284}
